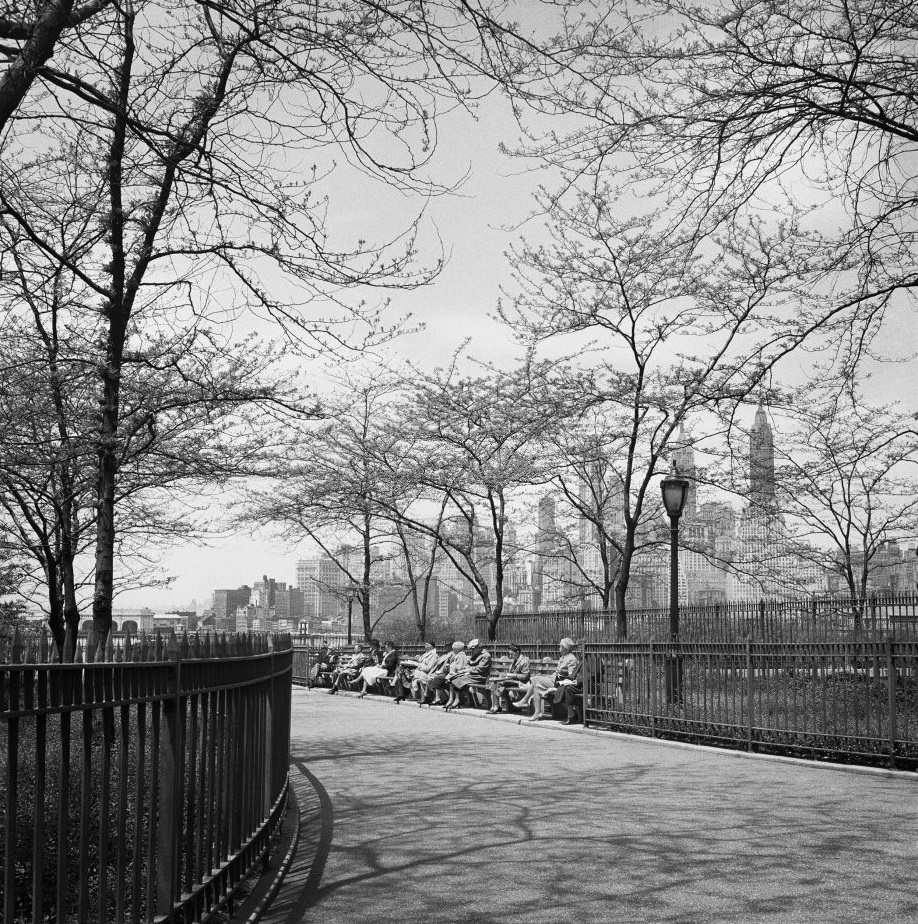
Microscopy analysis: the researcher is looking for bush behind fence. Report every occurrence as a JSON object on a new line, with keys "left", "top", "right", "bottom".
{"left": 0, "top": 629, "right": 292, "bottom": 924}
{"left": 583, "top": 639, "right": 918, "bottom": 770}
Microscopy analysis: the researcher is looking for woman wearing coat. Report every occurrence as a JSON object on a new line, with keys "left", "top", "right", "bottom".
{"left": 357, "top": 640, "right": 399, "bottom": 697}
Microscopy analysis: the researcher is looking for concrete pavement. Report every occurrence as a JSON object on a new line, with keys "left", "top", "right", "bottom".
{"left": 259, "top": 688, "right": 918, "bottom": 924}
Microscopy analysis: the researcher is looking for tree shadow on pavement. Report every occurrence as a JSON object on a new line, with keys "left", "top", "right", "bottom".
{"left": 262, "top": 693, "right": 918, "bottom": 924}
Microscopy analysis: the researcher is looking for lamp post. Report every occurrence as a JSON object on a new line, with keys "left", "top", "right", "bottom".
{"left": 660, "top": 462, "right": 690, "bottom": 703}
{"left": 345, "top": 587, "right": 358, "bottom": 645}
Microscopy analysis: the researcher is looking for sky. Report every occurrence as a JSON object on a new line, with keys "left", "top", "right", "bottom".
{"left": 107, "top": 27, "right": 918, "bottom": 614}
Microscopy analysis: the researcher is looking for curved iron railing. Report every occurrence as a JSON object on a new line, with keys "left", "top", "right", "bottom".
{"left": 0, "top": 630, "right": 292, "bottom": 923}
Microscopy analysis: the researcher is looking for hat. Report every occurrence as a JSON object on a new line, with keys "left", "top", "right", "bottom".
{"left": 509, "top": 642, "right": 522, "bottom": 652}
{"left": 451, "top": 640, "right": 466, "bottom": 651}
{"left": 559, "top": 637, "right": 575, "bottom": 650}
{"left": 468, "top": 638, "right": 480, "bottom": 648}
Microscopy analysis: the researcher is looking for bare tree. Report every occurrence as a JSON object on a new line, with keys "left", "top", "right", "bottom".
{"left": 382, "top": 362, "right": 558, "bottom": 640}
{"left": 769, "top": 388, "right": 918, "bottom": 618}
{"left": 251, "top": 375, "right": 414, "bottom": 641}
{"left": 390, "top": 497, "right": 449, "bottom": 643}
{"left": 0, "top": 302, "right": 292, "bottom": 656}
{"left": 538, "top": 409, "right": 627, "bottom": 610}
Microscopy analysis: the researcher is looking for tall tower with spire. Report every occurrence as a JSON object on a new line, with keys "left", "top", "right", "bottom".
{"left": 749, "top": 402, "right": 776, "bottom": 509}
{"left": 672, "top": 424, "right": 697, "bottom": 520}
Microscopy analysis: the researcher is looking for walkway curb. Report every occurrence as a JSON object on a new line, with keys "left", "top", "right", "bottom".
{"left": 310, "top": 687, "right": 917, "bottom": 782}
{"left": 233, "top": 782, "right": 302, "bottom": 924}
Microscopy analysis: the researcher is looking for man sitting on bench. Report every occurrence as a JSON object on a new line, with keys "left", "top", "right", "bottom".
{"left": 327, "top": 644, "right": 370, "bottom": 694}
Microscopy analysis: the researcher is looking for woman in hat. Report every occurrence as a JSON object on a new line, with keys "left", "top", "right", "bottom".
{"left": 442, "top": 641, "right": 470, "bottom": 711}
{"left": 526, "top": 637, "right": 579, "bottom": 720}
{"left": 487, "top": 643, "right": 531, "bottom": 713}
{"left": 446, "top": 638, "right": 491, "bottom": 710}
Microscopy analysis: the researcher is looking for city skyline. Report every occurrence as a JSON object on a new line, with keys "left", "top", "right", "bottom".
{"left": 107, "top": 391, "right": 918, "bottom": 620}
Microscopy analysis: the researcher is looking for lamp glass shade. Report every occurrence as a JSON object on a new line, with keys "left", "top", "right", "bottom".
{"left": 661, "top": 475, "right": 690, "bottom": 519}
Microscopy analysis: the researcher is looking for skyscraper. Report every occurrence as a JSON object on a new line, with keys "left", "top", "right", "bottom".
{"left": 749, "top": 401, "right": 776, "bottom": 509}
{"left": 212, "top": 585, "right": 251, "bottom": 631}
{"left": 532, "top": 494, "right": 556, "bottom": 611}
{"left": 296, "top": 556, "right": 343, "bottom": 622}
{"left": 672, "top": 423, "right": 697, "bottom": 520}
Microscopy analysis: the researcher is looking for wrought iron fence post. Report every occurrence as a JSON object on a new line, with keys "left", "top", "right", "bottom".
{"left": 887, "top": 636, "right": 897, "bottom": 769}
{"left": 156, "top": 638, "right": 183, "bottom": 918}
{"left": 746, "top": 638, "right": 754, "bottom": 752}
{"left": 266, "top": 635, "right": 276, "bottom": 833}
{"left": 649, "top": 641, "right": 657, "bottom": 738}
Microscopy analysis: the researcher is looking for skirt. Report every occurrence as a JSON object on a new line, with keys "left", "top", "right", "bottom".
{"left": 360, "top": 666, "right": 390, "bottom": 686}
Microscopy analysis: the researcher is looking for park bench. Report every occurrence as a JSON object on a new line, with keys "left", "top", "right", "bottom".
{"left": 465, "top": 655, "right": 565, "bottom": 714}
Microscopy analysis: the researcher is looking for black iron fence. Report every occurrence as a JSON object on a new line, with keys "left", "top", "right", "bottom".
{"left": 583, "top": 639, "right": 918, "bottom": 770}
{"left": 477, "top": 594, "right": 918, "bottom": 644}
{"left": 0, "top": 629, "right": 292, "bottom": 924}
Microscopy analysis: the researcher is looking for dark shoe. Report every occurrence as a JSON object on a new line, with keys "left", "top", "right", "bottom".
{"left": 327, "top": 688, "right": 337, "bottom": 695}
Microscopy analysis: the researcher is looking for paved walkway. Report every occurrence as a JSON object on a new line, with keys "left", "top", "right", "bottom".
{"left": 261, "top": 688, "right": 918, "bottom": 924}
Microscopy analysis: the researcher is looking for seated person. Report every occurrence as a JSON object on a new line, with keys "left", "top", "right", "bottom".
{"left": 443, "top": 642, "right": 471, "bottom": 711}
{"left": 486, "top": 643, "right": 531, "bottom": 713}
{"left": 407, "top": 641, "right": 440, "bottom": 703}
{"left": 425, "top": 641, "right": 464, "bottom": 706}
{"left": 557, "top": 658, "right": 584, "bottom": 724}
{"left": 457, "top": 638, "right": 493, "bottom": 708}
{"left": 327, "top": 644, "right": 370, "bottom": 694}
{"left": 309, "top": 641, "right": 336, "bottom": 687}
{"left": 526, "top": 637, "right": 579, "bottom": 721}
{"left": 357, "top": 640, "right": 399, "bottom": 698}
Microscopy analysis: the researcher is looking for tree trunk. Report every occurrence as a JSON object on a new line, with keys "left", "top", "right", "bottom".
{"left": 61, "top": 558, "right": 80, "bottom": 660}
{"left": 45, "top": 557, "right": 66, "bottom": 654}
{"left": 484, "top": 597, "right": 497, "bottom": 642}
{"left": 91, "top": 320, "right": 127, "bottom": 653}
{"left": 614, "top": 533, "right": 636, "bottom": 639}
{"left": 361, "top": 514, "right": 373, "bottom": 639}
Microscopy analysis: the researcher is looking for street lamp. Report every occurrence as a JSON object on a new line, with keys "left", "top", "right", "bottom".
{"left": 660, "top": 462, "right": 690, "bottom": 703}
{"left": 345, "top": 586, "right": 359, "bottom": 645}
